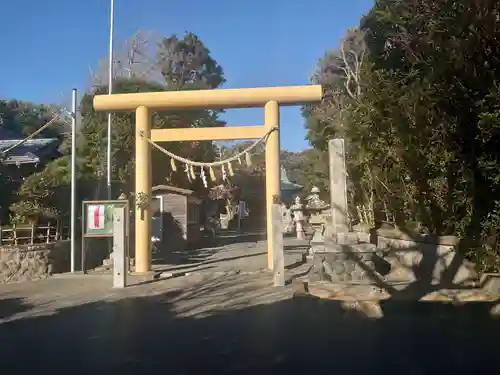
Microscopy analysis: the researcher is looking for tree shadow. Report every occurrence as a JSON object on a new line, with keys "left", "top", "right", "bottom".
{"left": 153, "top": 242, "right": 310, "bottom": 275}
{"left": 197, "top": 231, "right": 266, "bottom": 250}
{"left": 0, "top": 277, "right": 498, "bottom": 373}
{"left": 152, "top": 212, "right": 218, "bottom": 266}
{"left": 328, "top": 201, "right": 482, "bottom": 302}
{"left": 383, "top": 221, "right": 479, "bottom": 301}
{"left": 153, "top": 252, "right": 268, "bottom": 274}
{"left": 152, "top": 229, "right": 266, "bottom": 268}
{"left": 0, "top": 297, "right": 29, "bottom": 320}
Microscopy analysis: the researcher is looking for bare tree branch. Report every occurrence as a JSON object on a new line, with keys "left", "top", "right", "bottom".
{"left": 89, "top": 29, "right": 164, "bottom": 89}
{"left": 339, "top": 28, "right": 366, "bottom": 100}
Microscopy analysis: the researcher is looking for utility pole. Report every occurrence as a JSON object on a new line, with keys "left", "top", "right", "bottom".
{"left": 70, "top": 89, "right": 77, "bottom": 272}
{"left": 106, "top": 0, "right": 115, "bottom": 200}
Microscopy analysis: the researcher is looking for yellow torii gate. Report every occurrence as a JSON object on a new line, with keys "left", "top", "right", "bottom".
{"left": 93, "top": 85, "right": 323, "bottom": 274}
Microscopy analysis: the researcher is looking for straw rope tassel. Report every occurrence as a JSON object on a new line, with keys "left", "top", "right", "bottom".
{"left": 201, "top": 167, "right": 207, "bottom": 188}
{"left": 209, "top": 166, "right": 216, "bottom": 181}
{"left": 222, "top": 164, "right": 227, "bottom": 181}
{"left": 228, "top": 161, "right": 234, "bottom": 176}
{"left": 190, "top": 165, "right": 196, "bottom": 179}
{"left": 170, "top": 158, "right": 177, "bottom": 171}
{"left": 245, "top": 152, "right": 252, "bottom": 166}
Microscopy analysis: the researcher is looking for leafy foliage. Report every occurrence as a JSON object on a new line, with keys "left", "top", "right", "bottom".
{"left": 0, "top": 100, "right": 67, "bottom": 139}
{"left": 10, "top": 156, "right": 70, "bottom": 222}
{"left": 304, "top": 0, "right": 500, "bottom": 271}
{"left": 0, "top": 100, "right": 68, "bottom": 221}
{"left": 9, "top": 31, "right": 225, "bottom": 222}
{"left": 158, "top": 32, "right": 225, "bottom": 90}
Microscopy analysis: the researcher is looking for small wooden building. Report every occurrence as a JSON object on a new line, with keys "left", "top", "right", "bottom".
{"left": 151, "top": 185, "right": 203, "bottom": 251}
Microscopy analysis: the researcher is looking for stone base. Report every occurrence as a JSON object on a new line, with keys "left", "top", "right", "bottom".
{"left": 480, "top": 273, "right": 500, "bottom": 294}
{"left": 309, "top": 227, "right": 479, "bottom": 286}
{"left": 130, "top": 270, "right": 156, "bottom": 282}
{"left": 307, "top": 224, "right": 326, "bottom": 256}
{"left": 309, "top": 243, "right": 381, "bottom": 284}
{"left": 102, "top": 253, "right": 135, "bottom": 268}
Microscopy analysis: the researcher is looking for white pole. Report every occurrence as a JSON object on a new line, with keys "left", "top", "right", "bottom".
{"left": 106, "top": 0, "right": 115, "bottom": 200}
{"left": 70, "top": 88, "right": 77, "bottom": 273}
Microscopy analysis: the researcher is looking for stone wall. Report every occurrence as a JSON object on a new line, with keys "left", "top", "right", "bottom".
{"left": 352, "top": 226, "right": 477, "bottom": 284}
{"left": 309, "top": 243, "right": 389, "bottom": 284}
{"left": 312, "top": 225, "right": 478, "bottom": 285}
{"left": 0, "top": 241, "right": 71, "bottom": 284}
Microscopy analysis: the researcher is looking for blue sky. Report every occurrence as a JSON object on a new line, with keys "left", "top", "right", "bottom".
{"left": 1, "top": 0, "right": 373, "bottom": 151}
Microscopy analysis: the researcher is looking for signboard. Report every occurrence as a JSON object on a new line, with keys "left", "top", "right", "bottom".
{"left": 81, "top": 199, "right": 130, "bottom": 274}
{"left": 82, "top": 200, "right": 128, "bottom": 238}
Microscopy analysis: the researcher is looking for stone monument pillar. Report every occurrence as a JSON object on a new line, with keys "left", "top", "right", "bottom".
{"left": 328, "top": 138, "right": 349, "bottom": 233}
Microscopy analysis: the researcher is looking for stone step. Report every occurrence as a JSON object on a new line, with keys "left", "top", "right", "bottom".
{"left": 328, "top": 232, "right": 359, "bottom": 245}
{"left": 323, "top": 229, "right": 371, "bottom": 245}
{"left": 380, "top": 255, "right": 416, "bottom": 283}
{"left": 102, "top": 257, "right": 112, "bottom": 266}
{"left": 480, "top": 273, "right": 500, "bottom": 294}
{"left": 321, "top": 242, "right": 377, "bottom": 254}
{"left": 102, "top": 256, "right": 135, "bottom": 268}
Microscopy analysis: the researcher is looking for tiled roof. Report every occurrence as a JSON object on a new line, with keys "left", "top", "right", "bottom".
{"left": 0, "top": 138, "right": 59, "bottom": 165}
{"left": 151, "top": 185, "right": 196, "bottom": 196}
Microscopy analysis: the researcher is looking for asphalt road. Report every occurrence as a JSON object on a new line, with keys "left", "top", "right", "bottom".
{"left": 1, "top": 278, "right": 499, "bottom": 375}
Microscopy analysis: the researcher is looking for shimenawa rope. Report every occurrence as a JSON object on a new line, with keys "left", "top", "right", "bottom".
{"left": 141, "top": 127, "right": 277, "bottom": 167}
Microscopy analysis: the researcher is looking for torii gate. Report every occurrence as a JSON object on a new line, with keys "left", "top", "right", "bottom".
{"left": 93, "top": 85, "right": 323, "bottom": 274}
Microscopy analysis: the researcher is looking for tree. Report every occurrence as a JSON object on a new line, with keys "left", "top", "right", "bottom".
{"left": 0, "top": 100, "right": 68, "bottom": 221}
{"left": 303, "top": 28, "right": 375, "bottom": 223}
{"left": 357, "top": 0, "right": 500, "bottom": 238}
{"left": 212, "top": 141, "right": 328, "bottom": 206}
{"left": 0, "top": 100, "right": 67, "bottom": 139}
{"left": 11, "top": 31, "right": 227, "bottom": 222}
{"left": 9, "top": 156, "right": 71, "bottom": 223}
{"left": 89, "top": 30, "right": 163, "bottom": 87}
{"left": 157, "top": 32, "right": 225, "bottom": 90}
{"left": 304, "top": 28, "right": 366, "bottom": 151}
{"left": 304, "top": 0, "right": 500, "bottom": 271}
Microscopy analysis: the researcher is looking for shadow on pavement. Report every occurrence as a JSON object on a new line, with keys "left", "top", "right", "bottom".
{"left": 154, "top": 252, "right": 267, "bottom": 273}
{"left": 0, "top": 297, "right": 29, "bottom": 320}
{"left": 0, "top": 279, "right": 498, "bottom": 374}
{"left": 152, "top": 232, "right": 265, "bottom": 267}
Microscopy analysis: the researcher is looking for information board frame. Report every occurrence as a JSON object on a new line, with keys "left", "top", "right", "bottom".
{"left": 81, "top": 199, "right": 130, "bottom": 273}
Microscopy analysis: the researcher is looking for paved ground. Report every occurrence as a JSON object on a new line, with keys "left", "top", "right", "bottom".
{"left": 148, "top": 231, "right": 310, "bottom": 277}
{"left": 1, "top": 234, "right": 499, "bottom": 374}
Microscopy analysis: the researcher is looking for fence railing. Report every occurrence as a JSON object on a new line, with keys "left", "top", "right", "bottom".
{"left": 0, "top": 222, "right": 69, "bottom": 246}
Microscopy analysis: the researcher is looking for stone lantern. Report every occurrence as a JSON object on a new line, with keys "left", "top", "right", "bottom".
{"left": 305, "top": 186, "right": 330, "bottom": 256}
{"left": 290, "top": 196, "right": 305, "bottom": 240}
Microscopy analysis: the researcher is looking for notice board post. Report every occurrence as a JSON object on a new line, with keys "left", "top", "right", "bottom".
{"left": 112, "top": 205, "right": 127, "bottom": 288}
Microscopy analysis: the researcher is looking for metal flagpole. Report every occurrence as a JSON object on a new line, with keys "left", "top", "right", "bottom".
{"left": 70, "top": 88, "right": 77, "bottom": 273}
{"left": 106, "top": 0, "right": 115, "bottom": 200}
